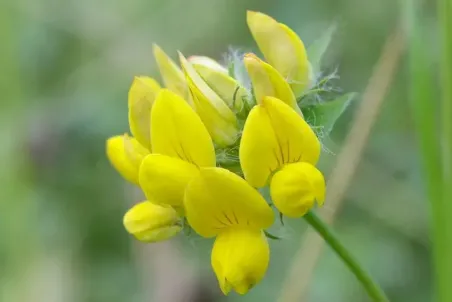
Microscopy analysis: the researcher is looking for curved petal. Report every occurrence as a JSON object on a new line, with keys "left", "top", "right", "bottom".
{"left": 188, "top": 55, "right": 228, "bottom": 74}
{"left": 270, "top": 162, "right": 325, "bottom": 218}
{"left": 212, "top": 228, "right": 269, "bottom": 295}
{"left": 106, "top": 134, "right": 149, "bottom": 185}
{"left": 243, "top": 53, "right": 301, "bottom": 115}
{"left": 128, "top": 76, "right": 161, "bottom": 149}
{"left": 246, "top": 11, "right": 311, "bottom": 96}
{"left": 151, "top": 89, "right": 216, "bottom": 167}
{"left": 123, "top": 201, "right": 182, "bottom": 242}
{"left": 192, "top": 61, "right": 247, "bottom": 112}
{"left": 139, "top": 154, "right": 199, "bottom": 208}
{"left": 179, "top": 52, "right": 238, "bottom": 146}
{"left": 153, "top": 44, "right": 192, "bottom": 104}
{"left": 240, "top": 96, "right": 320, "bottom": 187}
{"left": 184, "top": 167, "right": 274, "bottom": 238}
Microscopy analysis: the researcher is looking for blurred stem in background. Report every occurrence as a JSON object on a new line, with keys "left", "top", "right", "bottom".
{"left": 0, "top": 3, "right": 38, "bottom": 302}
{"left": 408, "top": 0, "right": 452, "bottom": 301}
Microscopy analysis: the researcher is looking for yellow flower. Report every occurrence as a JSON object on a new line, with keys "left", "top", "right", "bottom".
{"left": 240, "top": 96, "right": 325, "bottom": 217}
{"left": 123, "top": 200, "right": 182, "bottom": 242}
{"left": 128, "top": 76, "right": 161, "bottom": 149}
{"left": 247, "top": 11, "right": 312, "bottom": 97}
{"left": 106, "top": 134, "right": 149, "bottom": 185}
{"left": 139, "top": 89, "right": 216, "bottom": 208}
{"left": 184, "top": 167, "right": 274, "bottom": 294}
{"left": 189, "top": 55, "right": 249, "bottom": 112}
{"left": 243, "top": 53, "right": 302, "bottom": 115}
{"left": 179, "top": 53, "right": 239, "bottom": 146}
{"left": 153, "top": 44, "right": 192, "bottom": 104}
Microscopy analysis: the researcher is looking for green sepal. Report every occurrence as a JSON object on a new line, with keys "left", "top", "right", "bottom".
{"left": 302, "top": 92, "right": 356, "bottom": 136}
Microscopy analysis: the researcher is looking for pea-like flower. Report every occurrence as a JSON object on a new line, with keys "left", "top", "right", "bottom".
{"left": 247, "top": 11, "right": 312, "bottom": 97}
{"left": 106, "top": 134, "right": 149, "bottom": 185}
{"left": 179, "top": 53, "right": 239, "bottom": 146}
{"left": 240, "top": 96, "right": 325, "bottom": 217}
{"left": 104, "top": 9, "right": 346, "bottom": 296}
{"left": 184, "top": 167, "right": 274, "bottom": 294}
{"left": 139, "top": 88, "right": 216, "bottom": 209}
{"left": 243, "top": 53, "right": 302, "bottom": 115}
{"left": 123, "top": 200, "right": 182, "bottom": 242}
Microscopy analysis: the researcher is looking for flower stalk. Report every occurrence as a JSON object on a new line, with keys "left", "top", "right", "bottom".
{"left": 304, "top": 211, "right": 389, "bottom": 302}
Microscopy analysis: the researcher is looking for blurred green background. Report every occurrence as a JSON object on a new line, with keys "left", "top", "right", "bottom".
{"left": 0, "top": 0, "right": 432, "bottom": 301}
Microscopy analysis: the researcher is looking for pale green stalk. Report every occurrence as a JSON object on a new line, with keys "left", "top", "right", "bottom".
{"left": 437, "top": 0, "right": 452, "bottom": 301}
{"left": 407, "top": 0, "right": 452, "bottom": 301}
{"left": 304, "top": 211, "right": 389, "bottom": 302}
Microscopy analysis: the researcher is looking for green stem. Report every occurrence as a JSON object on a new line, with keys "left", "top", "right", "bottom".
{"left": 437, "top": 0, "right": 452, "bottom": 301}
{"left": 304, "top": 211, "right": 389, "bottom": 302}
{"left": 407, "top": 0, "right": 452, "bottom": 301}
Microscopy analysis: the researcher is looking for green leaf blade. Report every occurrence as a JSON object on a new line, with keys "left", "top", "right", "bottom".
{"left": 302, "top": 92, "right": 357, "bottom": 137}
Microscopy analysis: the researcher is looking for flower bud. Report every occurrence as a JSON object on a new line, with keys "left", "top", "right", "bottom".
{"left": 179, "top": 52, "right": 238, "bottom": 146}
{"left": 153, "top": 44, "right": 192, "bottom": 104}
{"left": 243, "top": 53, "right": 302, "bottom": 115}
{"left": 123, "top": 201, "right": 182, "bottom": 242}
{"left": 189, "top": 56, "right": 249, "bottom": 112}
{"left": 247, "top": 11, "right": 312, "bottom": 97}
{"left": 188, "top": 55, "right": 228, "bottom": 74}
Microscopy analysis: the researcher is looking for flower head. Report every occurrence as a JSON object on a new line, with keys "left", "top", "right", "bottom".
{"left": 123, "top": 201, "right": 182, "bottom": 242}
{"left": 247, "top": 11, "right": 312, "bottom": 96}
{"left": 105, "top": 9, "right": 339, "bottom": 296}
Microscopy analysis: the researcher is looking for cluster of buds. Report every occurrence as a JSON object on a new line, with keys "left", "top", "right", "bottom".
{"left": 106, "top": 11, "right": 331, "bottom": 295}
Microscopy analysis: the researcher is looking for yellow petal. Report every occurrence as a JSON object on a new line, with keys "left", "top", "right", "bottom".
{"left": 139, "top": 154, "right": 199, "bottom": 208}
{"left": 128, "top": 76, "right": 161, "bottom": 149}
{"left": 243, "top": 53, "right": 301, "bottom": 115}
{"left": 153, "top": 44, "right": 192, "bottom": 104}
{"left": 184, "top": 167, "right": 274, "bottom": 238}
{"left": 211, "top": 228, "right": 269, "bottom": 295}
{"left": 151, "top": 89, "right": 216, "bottom": 167}
{"left": 247, "top": 11, "right": 311, "bottom": 96}
{"left": 179, "top": 52, "right": 238, "bottom": 146}
{"left": 106, "top": 134, "right": 149, "bottom": 185}
{"left": 188, "top": 55, "right": 228, "bottom": 74}
{"left": 270, "top": 162, "right": 325, "bottom": 218}
{"left": 191, "top": 59, "right": 248, "bottom": 112}
{"left": 123, "top": 201, "right": 182, "bottom": 242}
{"left": 240, "top": 96, "right": 320, "bottom": 187}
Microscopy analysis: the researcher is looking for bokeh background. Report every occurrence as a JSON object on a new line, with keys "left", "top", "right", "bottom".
{"left": 1, "top": 0, "right": 433, "bottom": 301}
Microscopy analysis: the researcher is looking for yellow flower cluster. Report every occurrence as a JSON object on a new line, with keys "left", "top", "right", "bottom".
{"left": 106, "top": 11, "right": 325, "bottom": 295}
